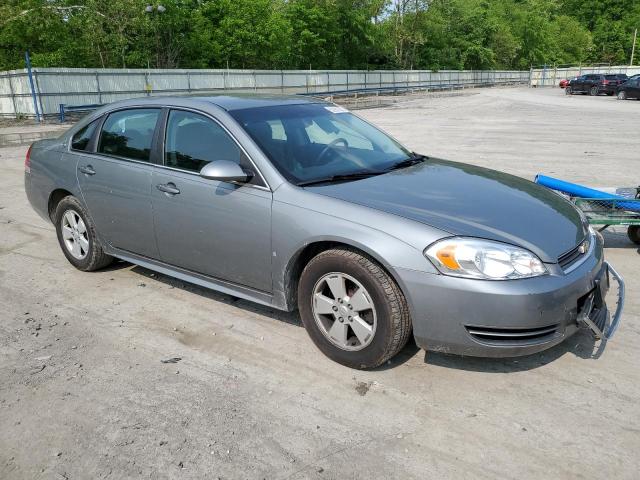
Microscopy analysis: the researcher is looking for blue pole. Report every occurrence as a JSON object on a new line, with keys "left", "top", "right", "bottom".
{"left": 25, "top": 51, "right": 41, "bottom": 123}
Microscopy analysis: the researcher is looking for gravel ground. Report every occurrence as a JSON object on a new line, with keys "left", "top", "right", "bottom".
{"left": 1, "top": 87, "right": 639, "bottom": 479}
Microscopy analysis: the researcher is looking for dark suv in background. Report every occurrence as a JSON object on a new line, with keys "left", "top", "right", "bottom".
{"left": 617, "top": 77, "right": 640, "bottom": 100}
{"left": 566, "top": 74, "right": 625, "bottom": 96}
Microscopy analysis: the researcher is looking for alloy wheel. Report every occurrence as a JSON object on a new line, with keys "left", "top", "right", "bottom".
{"left": 312, "top": 272, "right": 377, "bottom": 351}
{"left": 61, "top": 209, "right": 89, "bottom": 260}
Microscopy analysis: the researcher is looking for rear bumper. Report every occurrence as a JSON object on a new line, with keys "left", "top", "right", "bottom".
{"left": 599, "top": 86, "right": 617, "bottom": 94}
{"left": 397, "top": 237, "right": 623, "bottom": 357}
{"left": 24, "top": 171, "right": 51, "bottom": 222}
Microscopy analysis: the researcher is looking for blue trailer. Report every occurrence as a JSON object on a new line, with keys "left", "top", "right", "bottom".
{"left": 535, "top": 175, "right": 640, "bottom": 245}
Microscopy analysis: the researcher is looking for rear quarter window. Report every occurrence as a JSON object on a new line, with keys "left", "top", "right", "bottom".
{"left": 71, "top": 119, "right": 100, "bottom": 151}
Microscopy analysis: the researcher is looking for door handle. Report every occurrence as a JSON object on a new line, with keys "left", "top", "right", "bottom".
{"left": 156, "top": 183, "right": 180, "bottom": 195}
{"left": 78, "top": 165, "right": 96, "bottom": 176}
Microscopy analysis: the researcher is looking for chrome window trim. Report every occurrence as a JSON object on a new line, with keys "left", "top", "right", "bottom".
{"left": 161, "top": 106, "right": 271, "bottom": 192}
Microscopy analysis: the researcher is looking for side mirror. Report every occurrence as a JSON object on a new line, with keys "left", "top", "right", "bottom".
{"left": 199, "top": 160, "right": 252, "bottom": 183}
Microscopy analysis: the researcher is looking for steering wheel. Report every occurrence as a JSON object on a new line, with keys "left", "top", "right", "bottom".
{"left": 315, "top": 138, "right": 349, "bottom": 165}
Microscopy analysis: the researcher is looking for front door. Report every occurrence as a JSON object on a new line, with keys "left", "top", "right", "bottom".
{"left": 630, "top": 79, "right": 640, "bottom": 98}
{"left": 76, "top": 108, "right": 161, "bottom": 258}
{"left": 151, "top": 109, "right": 273, "bottom": 292}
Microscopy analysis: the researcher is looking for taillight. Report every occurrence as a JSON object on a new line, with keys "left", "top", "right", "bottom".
{"left": 603, "top": 80, "right": 610, "bottom": 85}
{"left": 25, "top": 144, "right": 32, "bottom": 173}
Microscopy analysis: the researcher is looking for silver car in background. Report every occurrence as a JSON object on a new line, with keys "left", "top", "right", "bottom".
{"left": 24, "top": 95, "right": 624, "bottom": 368}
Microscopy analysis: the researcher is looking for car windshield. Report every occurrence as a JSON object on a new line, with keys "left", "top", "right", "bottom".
{"left": 230, "top": 103, "right": 412, "bottom": 185}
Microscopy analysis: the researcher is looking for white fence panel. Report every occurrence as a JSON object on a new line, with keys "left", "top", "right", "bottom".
{"left": 0, "top": 67, "right": 530, "bottom": 118}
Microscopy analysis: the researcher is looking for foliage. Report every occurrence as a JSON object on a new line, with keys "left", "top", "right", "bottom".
{"left": 0, "top": 0, "right": 638, "bottom": 71}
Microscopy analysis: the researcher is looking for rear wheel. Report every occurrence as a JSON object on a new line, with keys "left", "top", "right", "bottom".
{"left": 589, "top": 86, "right": 598, "bottom": 96}
{"left": 54, "top": 196, "right": 113, "bottom": 271}
{"left": 628, "top": 226, "right": 640, "bottom": 245}
{"left": 298, "top": 248, "right": 411, "bottom": 369}
{"left": 617, "top": 90, "right": 627, "bottom": 100}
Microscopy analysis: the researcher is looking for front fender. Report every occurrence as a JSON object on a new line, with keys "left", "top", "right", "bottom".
{"left": 271, "top": 188, "right": 444, "bottom": 310}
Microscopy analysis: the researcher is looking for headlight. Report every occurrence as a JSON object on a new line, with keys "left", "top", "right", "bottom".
{"left": 425, "top": 238, "right": 548, "bottom": 280}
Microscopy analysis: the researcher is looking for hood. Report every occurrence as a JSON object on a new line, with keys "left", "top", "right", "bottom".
{"left": 306, "top": 159, "right": 587, "bottom": 262}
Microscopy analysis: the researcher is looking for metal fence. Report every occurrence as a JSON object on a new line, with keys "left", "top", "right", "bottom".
{"left": 0, "top": 67, "right": 530, "bottom": 119}
{"left": 530, "top": 65, "right": 640, "bottom": 87}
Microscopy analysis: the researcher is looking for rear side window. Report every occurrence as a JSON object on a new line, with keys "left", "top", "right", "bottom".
{"left": 98, "top": 109, "right": 160, "bottom": 162}
{"left": 71, "top": 119, "right": 99, "bottom": 151}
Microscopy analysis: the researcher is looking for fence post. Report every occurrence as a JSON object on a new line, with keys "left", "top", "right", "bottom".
{"left": 24, "top": 51, "right": 41, "bottom": 122}
{"left": 6, "top": 72, "right": 19, "bottom": 119}
{"left": 95, "top": 71, "right": 102, "bottom": 104}
{"left": 346, "top": 71, "right": 349, "bottom": 92}
{"left": 280, "top": 69, "right": 284, "bottom": 94}
{"left": 187, "top": 71, "right": 191, "bottom": 93}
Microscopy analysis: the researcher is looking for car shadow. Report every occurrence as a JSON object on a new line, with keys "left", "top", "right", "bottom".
{"left": 129, "top": 264, "right": 302, "bottom": 327}
{"left": 423, "top": 329, "right": 607, "bottom": 373}
{"left": 601, "top": 229, "right": 639, "bottom": 252}
{"left": 120, "top": 262, "right": 611, "bottom": 373}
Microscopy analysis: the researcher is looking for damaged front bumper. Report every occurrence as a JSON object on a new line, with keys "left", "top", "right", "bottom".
{"left": 577, "top": 262, "right": 625, "bottom": 340}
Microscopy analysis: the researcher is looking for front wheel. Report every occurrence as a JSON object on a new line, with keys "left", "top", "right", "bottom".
{"left": 617, "top": 91, "right": 627, "bottom": 100}
{"left": 628, "top": 226, "right": 640, "bottom": 245}
{"left": 54, "top": 196, "right": 113, "bottom": 271}
{"left": 590, "top": 86, "right": 598, "bottom": 96}
{"left": 298, "top": 248, "right": 411, "bottom": 369}
{"left": 565, "top": 86, "right": 573, "bottom": 95}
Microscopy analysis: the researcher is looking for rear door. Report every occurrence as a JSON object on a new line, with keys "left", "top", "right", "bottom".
{"left": 573, "top": 75, "right": 586, "bottom": 92}
{"left": 77, "top": 108, "right": 161, "bottom": 258}
{"left": 151, "top": 108, "right": 273, "bottom": 292}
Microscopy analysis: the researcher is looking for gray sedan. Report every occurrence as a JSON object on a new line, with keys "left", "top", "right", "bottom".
{"left": 25, "top": 95, "right": 624, "bottom": 368}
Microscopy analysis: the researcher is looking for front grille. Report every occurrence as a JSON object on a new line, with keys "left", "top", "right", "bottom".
{"left": 558, "top": 237, "right": 588, "bottom": 270}
{"left": 465, "top": 324, "right": 560, "bottom": 345}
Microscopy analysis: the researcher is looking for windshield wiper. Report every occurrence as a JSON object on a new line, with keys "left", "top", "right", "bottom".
{"left": 297, "top": 171, "right": 384, "bottom": 187}
{"left": 386, "top": 153, "right": 429, "bottom": 172}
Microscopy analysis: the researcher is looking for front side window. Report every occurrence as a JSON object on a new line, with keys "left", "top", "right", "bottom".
{"left": 164, "top": 110, "right": 241, "bottom": 172}
{"left": 71, "top": 119, "right": 99, "bottom": 151}
{"left": 231, "top": 103, "right": 410, "bottom": 185}
{"left": 98, "top": 109, "right": 160, "bottom": 162}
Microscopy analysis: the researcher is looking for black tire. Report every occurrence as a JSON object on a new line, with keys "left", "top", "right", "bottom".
{"left": 589, "top": 86, "right": 598, "bottom": 96}
{"left": 628, "top": 226, "right": 640, "bottom": 245}
{"left": 565, "top": 86, "right": 572, "bottom": 95}
{"left": 298, "top": 248, "right": 411, "bottom": 369}
{"left": 54, "top": 196, "right": 113, "bottom": 271}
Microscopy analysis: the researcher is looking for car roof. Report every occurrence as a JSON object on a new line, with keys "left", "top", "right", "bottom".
{"left": 109, "top": 94, "right": 330, "bottom": 112}
{"left": 195, "top": 94, "right": 330, "bottom": 111}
